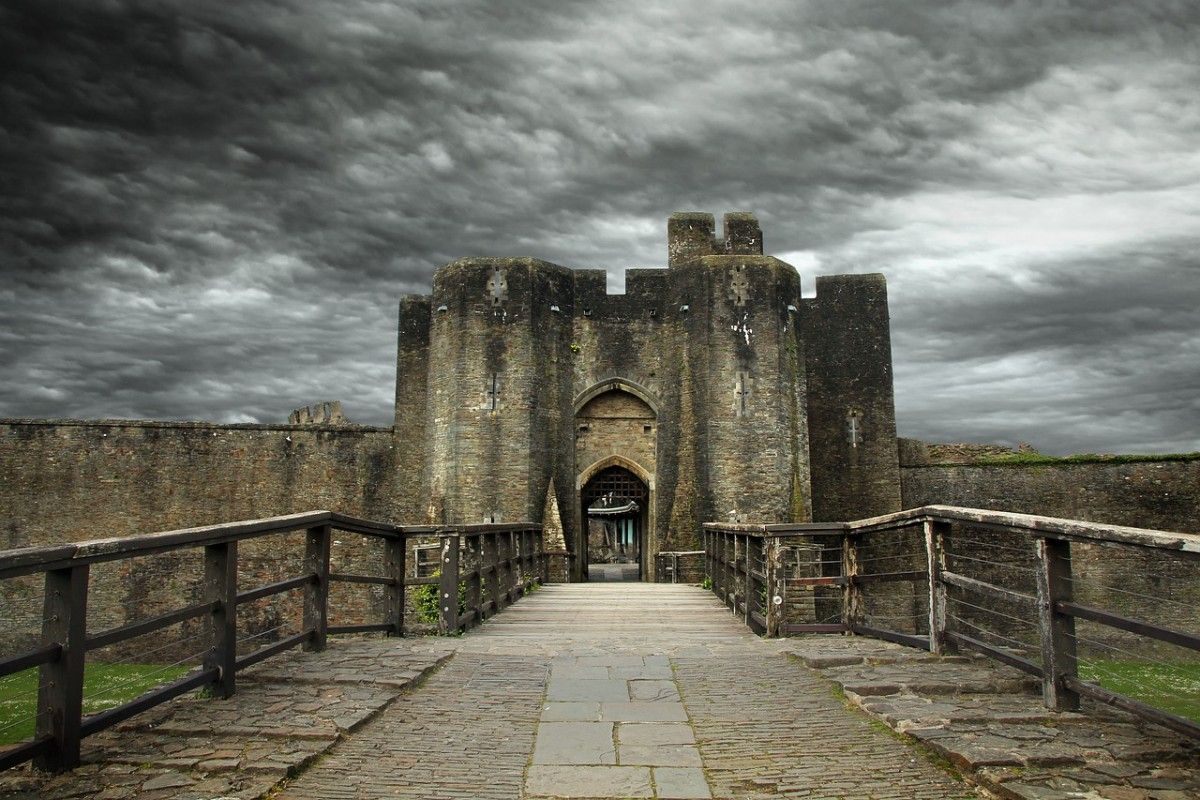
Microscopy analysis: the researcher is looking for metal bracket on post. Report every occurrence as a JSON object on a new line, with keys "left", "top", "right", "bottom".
{"left": 35, "top": 564, "right": 89, "bottom": 772}
{"left": 439, "top": 533, "right": 461, "bottom": 634}
{"left": 925, "top": 519, "right": 950, "bottom": 654}
{"left": 303, "top": 524, "right": 331, "bottom": 652}
{"left": 1036, "top": 536, "right": 1080, "bottom": 711}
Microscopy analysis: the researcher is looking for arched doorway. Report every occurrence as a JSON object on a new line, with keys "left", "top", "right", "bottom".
{"left": 581, "top": 465, "right": 649, "bottom": 581}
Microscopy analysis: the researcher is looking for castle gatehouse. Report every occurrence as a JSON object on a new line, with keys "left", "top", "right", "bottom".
{"left": 394, "top": 213, "right": 903, "bottom": 580}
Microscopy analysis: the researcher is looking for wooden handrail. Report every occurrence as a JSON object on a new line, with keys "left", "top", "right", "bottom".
{"left": 0, "top": 511, "right": 544, "bottom": 773}
{"left": 705, "top": 505, "right": 1200, "bottom": 555}
{"left": 703, "top": 505, "right": 1200, "bottom": 740}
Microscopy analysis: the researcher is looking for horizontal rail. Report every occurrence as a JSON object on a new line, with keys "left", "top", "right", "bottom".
{"left": 0, "top": 510, "right": 543, "bottom": 774}
{"left": 854, "top": 570, "right": 926, "bottom": 585}
{"left": 328, "top": 623, "right": 393, "bottom": 635}
{"left": 1064, "top": 675, "right": 1200, "bottom": 740}
{"left": 781, "top": 623, "right": 849, "bottom": 634}
{"left": 944, "top": 631, "right": 1042, "bottom": 677}
{"left": 789, "top": 576, "right": 846, "bottom": 587}
{"left": 1056, "top": 601, "right": 1200, "bottom": 651}
{"left": 942, "top": 570, "right": 1036, "bottom": 605}
{"left": 86, "top": 601, "right": 217, "bottom": 651}
{"left": 0, "top": 513, "right": 544, "bottom": 580}
{"left": 0, "top": 737, "right": 52, "bottom": 773}
{"left": 0, "top": 643, "right": 61, "bottom": 679}
{"left": 327, "top": 512, "right": 403, "bottom": 538}
{"left": 0, "top": 511, "right": 335, "bottom": 580}
{"left": 236, "top": 574, "right": 314, "bottom": 604}
{"left": 709, "top": 505, "right": 1200, "bottom": 556}
{"left": 234, "top": 631, "right": 313, "bottom": 671}
{"left": 851, "top": 624, "right": 929, "bottom": 651}
{"left": 79, "top": 668, "right": 219, "bottom": 737}
{"left": 705, "top": 506, "right": 1200, "bottom": 741}
{"left": 328, "top": 573, "right": 396, "bottom": 586}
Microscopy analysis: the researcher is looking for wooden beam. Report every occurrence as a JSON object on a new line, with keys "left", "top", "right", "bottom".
{"left": 439, "top": 533, "right": 461, "bottom": 634}
{"left": 383, "top": 537, "right": 406, "bottom": 636}
{"left": 35, "top": 564, "right": 88, "bottom": 771}
{"left": 1036, "top": 537, "right": 1079, "bottom": 711}
{"left": 303, "top": 524, "right": 331, "bottom": 652}
{"left": 203, "top": 541, "right": 237, "bottom": 699}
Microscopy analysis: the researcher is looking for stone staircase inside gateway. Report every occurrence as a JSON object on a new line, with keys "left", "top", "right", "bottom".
{"left": 0, "top": 508, "right": 1197, "bottom": 799}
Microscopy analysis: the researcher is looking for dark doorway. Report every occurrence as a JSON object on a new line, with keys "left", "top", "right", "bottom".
{"left": 582, "top": 466, "right": 649, "bottom": 582}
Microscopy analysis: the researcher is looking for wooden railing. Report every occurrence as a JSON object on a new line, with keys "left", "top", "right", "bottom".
{"left": 435, "top": 524, "right": 548, "bottom": 634}
{"left": 0, "top": 512, "right": 544, "bottom": 772}
{"left": 704, "top": 506, "right": 1200, "bottom": 739}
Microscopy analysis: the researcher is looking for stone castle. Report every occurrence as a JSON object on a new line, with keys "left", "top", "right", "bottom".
{"left": 395, "top": 212, "right": 901, "bottom": 580}
{"left": 1, "top": 211, "right": 1197, "bottom": 596}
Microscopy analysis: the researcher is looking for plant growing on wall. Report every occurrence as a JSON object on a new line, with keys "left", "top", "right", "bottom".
{"left": 414, "top": 571, "right": 470, "bottom": 624}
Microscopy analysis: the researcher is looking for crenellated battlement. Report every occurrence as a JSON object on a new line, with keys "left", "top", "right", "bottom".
{"left": 667, "top": 211, "right": 763, "bottom": 266}
{"left": 391, "top": 211, "right": 899, "bottom": 580}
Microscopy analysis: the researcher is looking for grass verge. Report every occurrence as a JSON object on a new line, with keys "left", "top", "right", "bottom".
{"left": 1079, "top": 659, "right": 1200, "bottom": 722}
{"left": 0, "top": 663, "right": 190, "bottom": 745}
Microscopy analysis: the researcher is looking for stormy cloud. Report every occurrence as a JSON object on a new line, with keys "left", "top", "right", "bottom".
{"left": 1, "top": 0, "right": 1198, "bottom": 454}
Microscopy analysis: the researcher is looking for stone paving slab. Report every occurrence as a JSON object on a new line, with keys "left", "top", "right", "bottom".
{"left": 5, "top": 587, "right": 1196, "bottom": 799}
{"left": 123, "top": 680, "right": 400, "bottom": 739}
{"left": 792, "top": 634, "right": 1200, "bottom": 800}
{"left": 0, "top": 637, "right": 450, "bottom": 800}
{"left": 526, "top": 765, "right": 654, "bottom": 798}
{"left": 277, "top": 651, "right": 549, "bottom": 799}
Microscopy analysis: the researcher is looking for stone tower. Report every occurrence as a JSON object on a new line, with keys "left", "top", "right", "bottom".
{"left": 394, "top": 213, "right": 901, "bottom": 580}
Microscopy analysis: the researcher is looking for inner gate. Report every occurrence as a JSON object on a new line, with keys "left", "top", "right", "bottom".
{"left": 581, "top": 466, "right": 649, "bottom": 581}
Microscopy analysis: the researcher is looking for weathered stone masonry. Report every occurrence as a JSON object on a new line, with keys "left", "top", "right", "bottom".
{"left": 395, "top": 212, "right": 902, "bottom": 579}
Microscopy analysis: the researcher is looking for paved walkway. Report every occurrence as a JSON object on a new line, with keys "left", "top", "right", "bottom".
{"left": 4, "top": 583, "right": 1195, "bottom": 799}
{"left": 281, "top": 584, "right": 971, "bottom": 799}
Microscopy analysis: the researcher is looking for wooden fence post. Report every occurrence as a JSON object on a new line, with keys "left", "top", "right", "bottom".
{"left": 924, "top": 519, "right": 950, "bottom": 654}
{"left": 502, "top": 531, "right": 516, "bottom": 605}
{"left": 35, "top": 564, "right": 89, "bottom": 771}
{"left": 537, "top": 528, "right": 549, "bottom": 583}
{"left": 439, "top": 533, "right": 461, "bottom": 634}
{"left": 1036, "top": 536, "right": 1080, "bottom": 711}
{"left": 724, "top": 533, "right": 735, "bottom": 611}
{"left": 465, "top": 535, "right": 482, "bottom": 625}
{"left": 203, "top": 542, "right": 237, "bottom": 699}
{"left": 484, "top": 532, "right": 500, "bottom": 616}
{"left": 303, "top": 524, "right": 331, "bottom": 652}
{"left": 384, "top": 536, "right": 407, "bottom": 637}
{"left": 766, "top": 536, "right": 782, "bottom": 637}
{"left": 841, "top": 533, "right": 863, "bottom": 631}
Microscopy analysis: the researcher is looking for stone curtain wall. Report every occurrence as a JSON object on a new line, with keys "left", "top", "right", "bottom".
{"left": 899, "top": 452, "right": 1200, "bottom": 653}
{"left": 899, "top": 456, "right": 1200, "bottom": 534}
{"left": 0, "top": 419, "right": 403, "bottom": 656}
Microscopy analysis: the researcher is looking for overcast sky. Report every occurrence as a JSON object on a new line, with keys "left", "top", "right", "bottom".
{"left": 2, "top": 1, "right": 1198, "bottom": 455}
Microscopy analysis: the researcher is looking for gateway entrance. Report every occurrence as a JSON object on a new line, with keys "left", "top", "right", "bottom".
{"left": 582, "top": 466, "right": 648, "bottom": 581}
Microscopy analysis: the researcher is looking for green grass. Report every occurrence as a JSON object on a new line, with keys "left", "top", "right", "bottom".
{"left": 937, "top": 451, "right": 1200, "bottom": 467}
{"left": 0, "top": 663, "right": 190, "bottom": 745}
{"left": 1078, "top": 659, "right": 1200, "bottom": 722}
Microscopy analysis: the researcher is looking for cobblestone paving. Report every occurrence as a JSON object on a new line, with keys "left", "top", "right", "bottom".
{"left": 674, "top": 655, "right": 968, "bottom": 799}
{"left": 780, "top": 636, "right": 1200, "bottom": 800}
{"left": 459, "top": 584, "right": 974, "bottom": 799}
{"left": 0, "top": 638, "right": 452, "bottom": 800}
{"left": 6, "top": 585, "right": 1192, "bottom": 799}
{"left": 276, "top": 652, "right": 549, "bottom": 800}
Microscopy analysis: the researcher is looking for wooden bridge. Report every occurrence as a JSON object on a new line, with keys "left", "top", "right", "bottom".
{"left": 1, "top": 509, "right": 1198, "bottom": 798}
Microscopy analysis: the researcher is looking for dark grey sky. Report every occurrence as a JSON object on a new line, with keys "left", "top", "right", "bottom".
{"left": 2, "top": 1, "right": 1198, "bottom": 454}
